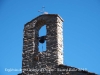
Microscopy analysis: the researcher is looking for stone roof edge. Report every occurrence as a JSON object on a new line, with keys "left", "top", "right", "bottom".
{"left": 57, "top": 64, "right": 97, "bottom": 75}
{"left": 24, "top": 14, "right": 64, "bottom": 27}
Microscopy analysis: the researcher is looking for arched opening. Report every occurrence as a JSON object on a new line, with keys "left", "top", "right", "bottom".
{"left": 39, "top": 25, "right": 46, "bottom": 52}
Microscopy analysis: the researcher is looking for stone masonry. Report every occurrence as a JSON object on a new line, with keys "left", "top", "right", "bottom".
{"left": 18, "top": 14, "right": 97, "bottom": 75}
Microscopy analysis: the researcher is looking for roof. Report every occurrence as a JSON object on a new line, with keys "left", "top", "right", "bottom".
{"left": 57, "top": 64, "right": 97, "bottom": 75}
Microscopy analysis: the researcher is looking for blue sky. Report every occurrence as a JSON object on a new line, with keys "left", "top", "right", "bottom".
{"left": 0, "top": 0, "right": 100, "bottom": 75}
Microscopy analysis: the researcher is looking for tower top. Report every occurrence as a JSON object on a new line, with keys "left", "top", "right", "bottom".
{"left": 25, "top": 14, "right": 64, "bottom": 26}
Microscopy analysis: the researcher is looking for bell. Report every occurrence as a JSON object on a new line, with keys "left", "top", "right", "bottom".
{"left": 39, "top": 39, "right": 45, "bottom": 43}
{"left": 38, "top": 36, "right": 46, "bottom": 44}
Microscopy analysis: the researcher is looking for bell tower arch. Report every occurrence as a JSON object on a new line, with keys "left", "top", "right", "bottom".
{"left": 22, "top": 14, "right": 63, "bottom": 75}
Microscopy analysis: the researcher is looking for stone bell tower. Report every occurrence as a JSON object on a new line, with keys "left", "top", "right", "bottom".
{"left": 22, "top": 14, "right": 64, "bottom": 75}
{"left": 18, "top": 14, "right": 97, "bottom": 75}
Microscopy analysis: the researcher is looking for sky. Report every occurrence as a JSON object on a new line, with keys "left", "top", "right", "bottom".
{"left": 0, "top": 0, "right": 100, "bottom": 75}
